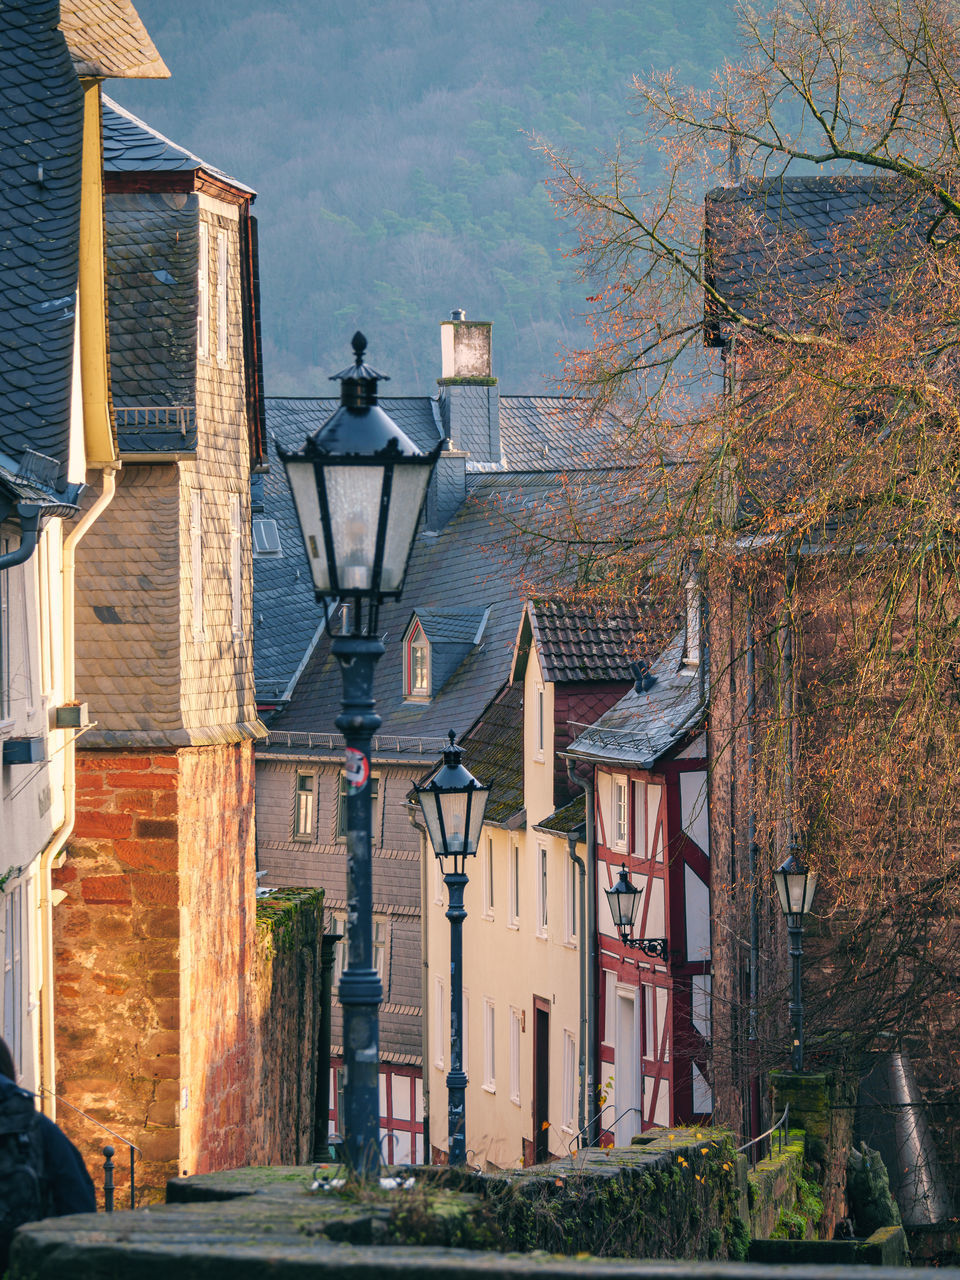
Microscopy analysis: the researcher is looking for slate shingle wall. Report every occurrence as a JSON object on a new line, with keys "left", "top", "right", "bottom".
{"left": 256, "top": 756, "right": 423, "bottom": 1063}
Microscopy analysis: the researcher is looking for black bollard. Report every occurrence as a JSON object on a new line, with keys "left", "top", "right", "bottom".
{"left": 102, "top": 1145, "right": 115, "bottom": 1213}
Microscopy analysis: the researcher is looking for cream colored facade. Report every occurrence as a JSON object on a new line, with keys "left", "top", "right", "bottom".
{"left": 426, "top": 644, "right": 584, "bottom": 1169}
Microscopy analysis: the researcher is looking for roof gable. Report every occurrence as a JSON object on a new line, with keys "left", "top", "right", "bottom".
{"left": 59, "top": 0, "right": 168, "bottom": 79}
{"left": 512, "top": 599, "right": 648, "bottom": 685}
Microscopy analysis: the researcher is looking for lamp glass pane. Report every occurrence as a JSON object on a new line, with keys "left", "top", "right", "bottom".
{"left": 801, "top": 871, "right": 818, "bottom": 914}
{"left": 380, "top": 462, "right": 433, "bottom": 592}
{"left": 417, "top": 789, "right": 445, "bottom": 858}
{"left": 324, "top": 465, "right": 386, "bottom": 593}
{"left": 466, "top": 785, "right": 489, "bottom": 855}
{"left": 605, "top": 881, "right": 641, "bottom": 931}
{"left": 285, "top": 459, "right": 329, "bottom": 592}
{"left": 438, "top": 790, "right": 469, "bottom": 854}
{"left": 786, "top": 872, "right": 807, "bottom": 915}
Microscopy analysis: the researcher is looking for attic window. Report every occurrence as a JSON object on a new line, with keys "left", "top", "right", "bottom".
{"left": 252, "top": 517, "right": 282, "bottom": 557}
{"left": 404, "top": 619, "right": 430, "bottom": 699}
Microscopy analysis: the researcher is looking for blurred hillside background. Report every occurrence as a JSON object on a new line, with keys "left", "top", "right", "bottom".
{"left": 113, "top": 1, "right": 740, "bottom": 395}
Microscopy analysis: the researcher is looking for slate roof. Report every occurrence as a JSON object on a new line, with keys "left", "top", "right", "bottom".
{"left": 455, "top": 682, "right": 524, "bottom": 827}
{"left": 566, "top": 632, "right": 707, "bottom": 769}
{"left": 0, "top": 0, "right": 83, "bottom": 491}
{"left": 498, "top": 397, "right": 625, "bottom": 471}
{"left": 414, "top": 609, "right": 487, "bottom": 645}
{"left": 101, "top": 96, "right": 255, "bottom": 193}
{"left": 104, "top": 191, "right": 199, "bottom": 452}
{"left": 252, "top": 408, "right": 335, "bottom": 706}
{"left": 704, "top": 176, "right": 924, "bottom": 345}
{"left": 535, "top": 793, "right": 585, "bottom": 837}
{"left": 59, "top": 0, "right": 168, "bottom": 79}
{"left": 520, "top": 599, "right": 649, "bottom": 684}
{"left": 262, "top": 473, "right": 588, "bottom": 752}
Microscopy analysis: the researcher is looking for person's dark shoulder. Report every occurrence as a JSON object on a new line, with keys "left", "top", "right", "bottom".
{"left": 36, "top": 1113, "right": 97, "bottom": 1215}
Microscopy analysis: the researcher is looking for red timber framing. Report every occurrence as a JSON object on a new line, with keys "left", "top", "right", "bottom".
{"left": 329, "top": 1060, "right": 424, "bottom": 1165}
{"left": 595, "top": 744, "right": 711, "bottom": 1139}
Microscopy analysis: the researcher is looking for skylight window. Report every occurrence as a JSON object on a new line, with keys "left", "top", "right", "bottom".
{"left": 252, "top": 517, "right": 282, "bottom": 557}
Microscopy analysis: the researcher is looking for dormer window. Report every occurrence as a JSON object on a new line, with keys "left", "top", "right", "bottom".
{"left": 404, "top": 619, "right": 431, "bottom": 699}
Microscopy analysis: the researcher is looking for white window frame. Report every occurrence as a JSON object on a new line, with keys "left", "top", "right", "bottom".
{"left": 564, "top": 855, "right": 578, "bottom": 945}
{"left": 434, "top": 854, "right": 444, "bottom": 905}
{"left": 612, "top": 774, "right": 628, "bottom": 851}
{"left": 404, "top": 619, "right": 430, "bottom": 700}
{"left": 294, "top": 771, "right": 316, "bottom": 839}
{"left": 482, "top": 997, "right": 496, "bottom": 1092}
{"left": 482, "top": 836, "right": 494, "bottom": 918}
{"left": 37, "top": 532, "right": 52, "bottom": 699}
{"left": 2, "top": 884, "right": 22, "bottom": 1076}
{"left": 632, "top": 779, "right": 646, "bottom": 858}
{"left": 508, "top": 843, "right": 520, "bottom": 927}
{"left": 337, "top": 771, "right": 380, "bottom": 842}
{"left": 535, "top": 686, "right": 545, "bottom": 759}
{"left": 434, "top": 979, "right": 444, "bottom": 1069}
{"left": 537, "top": 846, "right": 548, "bottom": 937}
{"left": 197, "top": 221, "right": 210, "bottom": 361}
{"left": 509, "top": 1006, "right": 521, "bottom": 1105}
{"left": 0, "top": 539, "right": 9, "bottom": 722}
{"left": 332, "top": 911, "right": 348, "bottom": 986}
{"left": 373, "top": 915, "right": 388, "bottom": 990}
{"left": 190, "top": 489, "right": 203, "bottom": 640}
{"left": 561, "top": 1030, "right": 576, "bottom": 1132}
{"left": 216, "top": 229, "right": 229, "bottom": 365}
{"left": 642, "top": 982, "right": 656, "bottom": 1061}
{"left": 230, "top": 492, "right": 242, "bottom": 638}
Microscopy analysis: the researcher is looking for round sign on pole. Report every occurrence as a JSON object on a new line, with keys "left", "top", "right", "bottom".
{"left": 345, "top": 747, "right": 370, "bottom": 790}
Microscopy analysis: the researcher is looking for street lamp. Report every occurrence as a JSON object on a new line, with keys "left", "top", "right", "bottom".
{"left": 604, "top": 864, "right": 668, "bottom": 961}
{"left": 773, "top": 845, "right": 818, "bottom": 1073}
{"left": 281, "top": 332, "right": 439, "bottom": 1176}
{"left": 415, "top": 731, "right": 489, "bottom": 1166}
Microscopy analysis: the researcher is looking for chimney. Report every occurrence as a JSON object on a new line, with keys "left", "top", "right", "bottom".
{"left": 437, "top": 310, "right": 501, "bottom": 465}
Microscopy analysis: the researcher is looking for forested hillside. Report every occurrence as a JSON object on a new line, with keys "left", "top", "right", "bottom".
{"left": 113, "top": 1, "right": 740, "bottom": 394}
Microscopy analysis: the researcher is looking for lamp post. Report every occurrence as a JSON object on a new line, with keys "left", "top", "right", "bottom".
{"left": 773, "top": 846, "right": 818, "bottom": 1073}
{"left": 604, "top": 864, "right": 669, "bottom": 961}
{"left": 281, "top": 332, "right": 439, "bottom": 1176}
{"left": 415, "top": 732, "right": 489, "bottom": 1166}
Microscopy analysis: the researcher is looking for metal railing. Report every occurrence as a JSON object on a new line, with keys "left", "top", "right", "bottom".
{"left": 567, "top": 1104, "right": 643, "bottom": 1158}
{"left": 264, "top": 729, "right": 450, "bottom": 754}
{"left": 39, "top": 1088, "right": 141, "bottom": 1211}
{"left": 736, "top": 1102, "right": 789, "bottom": 1166}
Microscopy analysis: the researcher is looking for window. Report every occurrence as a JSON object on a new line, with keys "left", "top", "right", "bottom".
{"left": 434, "top": 854, "right": 444, "bottom": 905}
{"left": 482, "top": 998, "right": 495, "bottom": 1091}
{"left": 537, "top": 846, "right": 548, "bottom": 936}
{"left": 332, "top": 911, "right": 348, "bottom": 985}
{"left": 613, "top": 775, "right": 628, "bottom": 850}
{"left": 230, "top": 493, "right": 242, "bottom": 638}
{"left": 190, "top": 489, "right": 203, "bottom": 639}
{"left": 373, "top": 917, "right": 388, "bottom": 989}
{"left": 434, "top": 979, "right": 444, "bottom": 1068}
{"left": 294, "top": 771, "right": 316, "bottom": 838}
{"left": 633, "top": 779, "right": 646, "bottom": 858}
{"left": 508, "top": 844, "right": 520, "bottom": 926}
{"left": 509, "top": 1007, "right": 521, "bottom": 1104}
{"left": 3, "top": 885, "right": 22, "bottom": 1075}
{"left": 252, "top": 517, "right": 282, "bottom": 557}
{"left": 37, "top": 532, "right": 52, "bottom": 698}
{"left": 482, "top": 837, "right": 494, "bottom": 918}
{"left": 642, "top": 983, "right": 655, "bottom": 1060}
{"left": 197, "top": 222, "right": 209, "bottom": 360}
{"left": 536, "top": 687, "right": 544, "bottom": 756}
{"left": 565, "top": 857, "right": 578, "bottom": 944}
{"left": 403, "top": 619, "right": 430, "bottom": 699}
{"left": 561, "top": 1031, "right": 576, "bottom": 1132}
{"left": 216, "top": 229, "right": 228, "bottom": 365}
{"left": 462, "top": 990, "right": 470, "bottom": 1077}
{"left": 337, "top": 772, "right": 380, "bottom": 840}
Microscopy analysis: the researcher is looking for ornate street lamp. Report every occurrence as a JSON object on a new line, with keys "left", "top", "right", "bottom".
{"left": 281, "top": 332, "right": 439, "bottom": 1176}
{"left": 773, "top": 845, "right": 818, "bottom": 1073}
{"left": 415, "top": 732, "right": 489, "bottom": 1167}
{"left": 604, "top": 864, "right": 668, "bottom": 961}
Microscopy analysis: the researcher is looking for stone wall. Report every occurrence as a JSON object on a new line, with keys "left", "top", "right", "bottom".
{"left": 53, "top": 741, "right": 259, "bottom": 1200}
{"left": 250, "top": 887, "right": 324, "bottom": 1165}
{"left": 178, "top": 743, "right": 257, "bottom": 1176}
{"left": 771, "top": 1069, "right": 855, "bottom": 1237}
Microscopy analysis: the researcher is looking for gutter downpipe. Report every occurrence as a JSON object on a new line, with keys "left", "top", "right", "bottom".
{"left": 566, "top": 758, "right": 598, "bottom": 1146}
{"left": 0, "top": 504, "right": 42, "bottom": 571}
{"left": 566, "top": 827, "right": 587, "bottom": 1141}
{"left": 38, "top": 465, "right": 119, "bottom": 1117}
